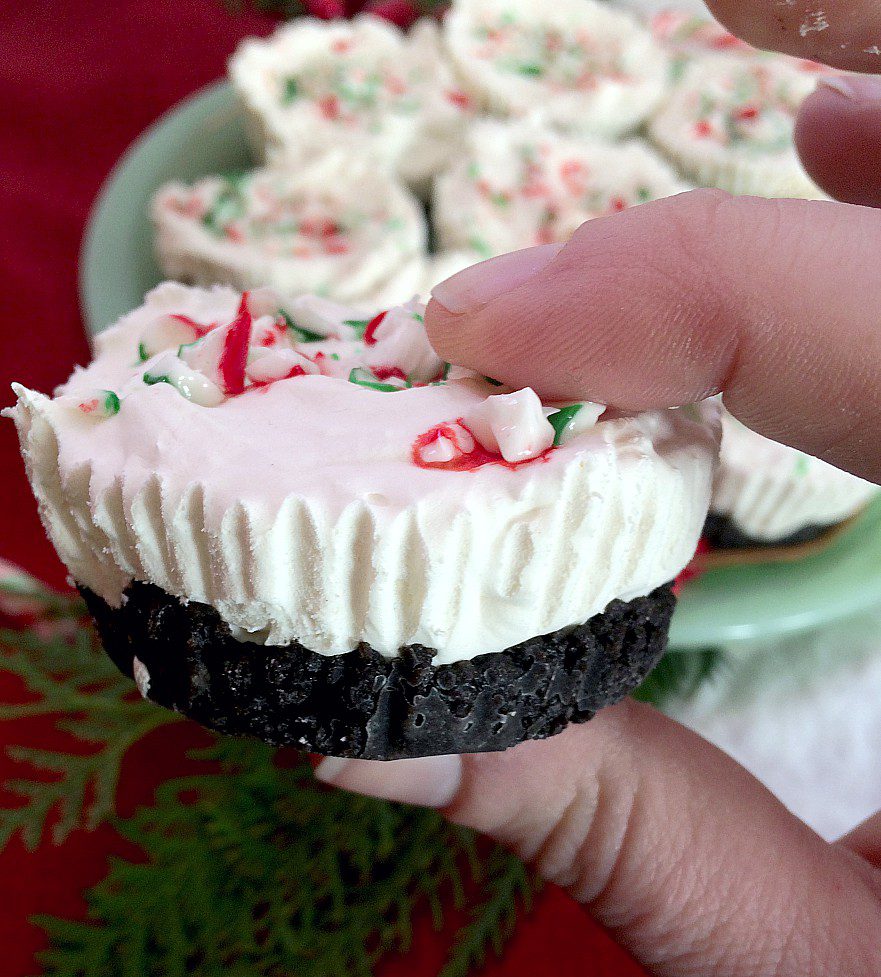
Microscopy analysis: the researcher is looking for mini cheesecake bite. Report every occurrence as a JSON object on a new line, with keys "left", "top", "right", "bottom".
{"left": 229, "top": 15, "right": 472, "bottom": 190}
{"left": 152, "top": 158, "right": 426, "bottom": 307}
{"left": 649, "top": 54, "right": 825, "bottom": 198}
{"left": 708, "top": 411, "right": 878, "bottom": 548}
{"left": 434, "top": 119, "right": 687, "bottom": 258}
{"left": 444, "top": 0, "right": 669, "bottom": 138}
{"left": 7, "top": 284, "right": 721, "bottom": 758}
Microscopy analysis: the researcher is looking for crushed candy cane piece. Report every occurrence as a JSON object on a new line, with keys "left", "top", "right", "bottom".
{"left": 68, "top": 389, "right": 121, "bottom": 419}
{"left": 463, "top": 388, "right": 555, "bottom": 463}
{"left": 143, "top": 352, "right": 225, "bottom": 407}
{"left": 241, "top": 286, "right": 284, "bottom": 319}
{"left": 139, "top": 314, "right": 202, "bottom": 361}
{"left": 287, "top": 295, "right": 371, "bottom": 340}
{"left": 246, "top": 348, "right": 319, "bottom": 386}
{"left": 546, "top": 401, "right": 605, "bottom": 445}
{"left": 363, "top": 300, "right": 444, "bottom": 383}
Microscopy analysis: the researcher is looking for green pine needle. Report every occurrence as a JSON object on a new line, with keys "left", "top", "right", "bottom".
{"left": 1, "top": 578, "right": 538, "bottom": 976}
{"left": 633, "top": 647, "right": 725, "bottom": 709}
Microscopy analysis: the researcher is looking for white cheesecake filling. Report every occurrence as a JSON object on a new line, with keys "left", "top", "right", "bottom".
{"left": 444, "top": 0, "right": 669, "bottom": 138}
{"left": 712, "top": 412, "right": 878, "bottom": 541}
{"left": 649, "top": 54, "right": 826, "bottom": 198}
{"left": 434, "top": 118, "right": 688, "bottom": 258}
{"left": 229, "top": 15, "right": 472, "bottom": 189}
{"left": 7, "top": 283, "right": 720, "bottom": 663}
{"left": 152, "top": 156, "right": 426, "bottom": 307}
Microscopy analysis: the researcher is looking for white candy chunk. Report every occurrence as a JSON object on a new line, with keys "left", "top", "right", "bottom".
{"left": 139, "top": 314, "right": 201, "bottom": 359}
{"left": 144, "top": 352, "right": 225, "bottom": 407}
{"left": 364, "top": 301, "right": 443, "bottom": 383}
{"left": 243, "top": 287, "right": 283, "bottom": 318}
{"left": 420, "top": 434, "right": 458, "bottom": 465}
{"left": 245, "top": 348, "right": 318, "bottom": 384}
{"left": 249, "top": 314, "right": 289, "bottom": 349}
{"left": 545, "top": 401, "right": 606, "bottom": 445}
{"left": 464, "top": 388, "right": 555, "bottom": 463}
{"left": 287, "top": 295, "right": 369, "bottom": 340}
{"left": 57, "top": 389, "right": 121, "bottom": 421}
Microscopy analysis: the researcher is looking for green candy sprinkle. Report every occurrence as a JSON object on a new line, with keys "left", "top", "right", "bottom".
{"left": 137, "top": 342, "right": 148, "bottom": 363}
{"left": 516, "top": 63, "right": 544, "bottom": 77}
{"left": 636, "top": 186, "right": 652, "bottom": 203}
{"left": 468, "top": 235, "right": 494, "bottom": 260}
{"left": 142, "top": 372, "right": 172, "bottom": 387}
{"left": 280, "top": 311, "right": 323, "bottom": 344}
{"left": 548, "top": 404, "right": 583, "bottom": 446}
{"left": 344, "top": 318, "right": 371, "bottom": 338}
{"left": 348, "top": 368, "right": 407, "bottom": 393}
{"left": 103, "top": 391, "right": 121, "bottom": 416}
{"left": 281, "top": 76, "right": 299, "bottom": 104}
{"left": 794, "top": 454, "right": 810, "bottom": 477}
{"left": 483, "top": 376, "right": 503, "bottom": 387}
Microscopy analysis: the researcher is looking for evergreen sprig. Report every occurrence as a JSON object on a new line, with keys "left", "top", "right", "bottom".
{"left": 0, "top": 580, "right": 538, "bottom": 976}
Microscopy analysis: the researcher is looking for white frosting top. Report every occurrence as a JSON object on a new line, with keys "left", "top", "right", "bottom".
{"left": 8, "top": 284, "right": 720, "bottom": 663}
{"left": 229, "top": 15, "right": 472, "bottom": 187}
{"left": 712, "top": 412, "right": 878, "bottom": 541}
{"left": 434, "top": 119, "right": 687, "bottom": 258}
{"left": 152, "top": 156, "right": 426, "bottom": 306}
{"left": 444, "top": 0, "right": 669, "bottom": 137}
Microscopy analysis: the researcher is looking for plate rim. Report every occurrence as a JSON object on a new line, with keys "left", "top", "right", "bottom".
{"left": 79, "top": 79, "right": 233, "bottom": 337}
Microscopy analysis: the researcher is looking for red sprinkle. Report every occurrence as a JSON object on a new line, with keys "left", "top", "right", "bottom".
{"left": 734, "top": 105, "right": 759, "bottom": 121}
{"left": 319, "top": 95, "right": 341, "bottom": 120}
{"left": 218, "top": 306, "right": 253, "bottom": 396}
{"left": 711, "top": 33, "right": 743, "bottom": 49}
{"left": 79, "top": 399, "right": 99, "bottom": 414}
{"left": 372, "top": 366, "right": 408, "bottom": 382}
{"left": 610, "top": 196, "right": 627, "bottom": 213}
{"left": 694, "top": 119, "right": 713, "bottom": 138}
{"left": 412, "top": 420, "right": 551, "bottom": 472}
{"left": 446, "top": 89, "right": 472, "bottom": 110}
{"left": 363, "top": 311, "right": 388, "bottom": 346}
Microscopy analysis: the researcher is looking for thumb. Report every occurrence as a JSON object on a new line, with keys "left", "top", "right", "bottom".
{"left": 425, "top": 189, "right": 881, "bottom": 484}
{"left": 315, "top": 700, "right": 881, "bottom": 976}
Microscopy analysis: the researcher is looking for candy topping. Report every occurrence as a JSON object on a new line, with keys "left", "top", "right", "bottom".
{"left": 218, "top": 304, "right": 253, "bottom": 396}
{"left": 363, "top": 311, "right": 388, "bottom": 346}
{"left": 71, "top": 390, "right": 121, "bottom": 419}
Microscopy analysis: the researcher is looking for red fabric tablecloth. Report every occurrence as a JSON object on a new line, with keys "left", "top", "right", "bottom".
{"left": 0, "top": 2, "right": 646, "bottom": 973}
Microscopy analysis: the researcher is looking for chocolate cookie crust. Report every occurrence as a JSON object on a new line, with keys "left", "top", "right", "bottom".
{"left": 703, "top": 513, "right": 830, "bottom": 551}
{"left": 81, "top": 581, "right": 675, "bottom": 760}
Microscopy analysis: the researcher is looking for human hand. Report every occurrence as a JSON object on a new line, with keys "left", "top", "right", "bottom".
{"left": 316, "top": 9, "right": 881, "bottom": 975}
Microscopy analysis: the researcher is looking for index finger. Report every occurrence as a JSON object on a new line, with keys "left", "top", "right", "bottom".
{"left": 426, "top": 190, "right": 881, "bottom": 484}
{"left": 705, "top": 0, "right": 881, "bottom": 73}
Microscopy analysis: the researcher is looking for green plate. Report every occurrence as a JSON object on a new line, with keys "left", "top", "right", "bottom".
{"left": 669, "top": 496, "right": 881, "bottom": 648}
{"left": 81, "top": 81, "right": 252, "bottom": 336}
{"left": 79, "top": 82, "right": 881, "bottom": 649}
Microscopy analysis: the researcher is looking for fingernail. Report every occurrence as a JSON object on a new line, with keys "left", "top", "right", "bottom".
{"left": 314, "top": 754, "right": 463, "bottom": 808}
{"left": 816, "top": 75, "right": 881, "bottom": 100}
{"left": 431, "top": 243, "right": 564, "bottom": 315}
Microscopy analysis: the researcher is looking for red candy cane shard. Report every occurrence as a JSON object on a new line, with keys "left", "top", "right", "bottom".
{"left": 219, "top": 305, "right": 253, "bottom": 396}
{"left": 363, "top": 311, "right": 388, "bottom": 346}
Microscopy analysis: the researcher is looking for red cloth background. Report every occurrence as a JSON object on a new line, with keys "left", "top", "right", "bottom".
{"left": 0, "top": 2, "right": 646, "bottom": 973}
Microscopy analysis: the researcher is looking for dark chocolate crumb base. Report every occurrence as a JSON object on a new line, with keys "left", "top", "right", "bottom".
{"left": 703, "top": 513, "right": 833, "bottom": 551}
{"left": 81, "top": 582, "right": 675, "bottom": 760}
